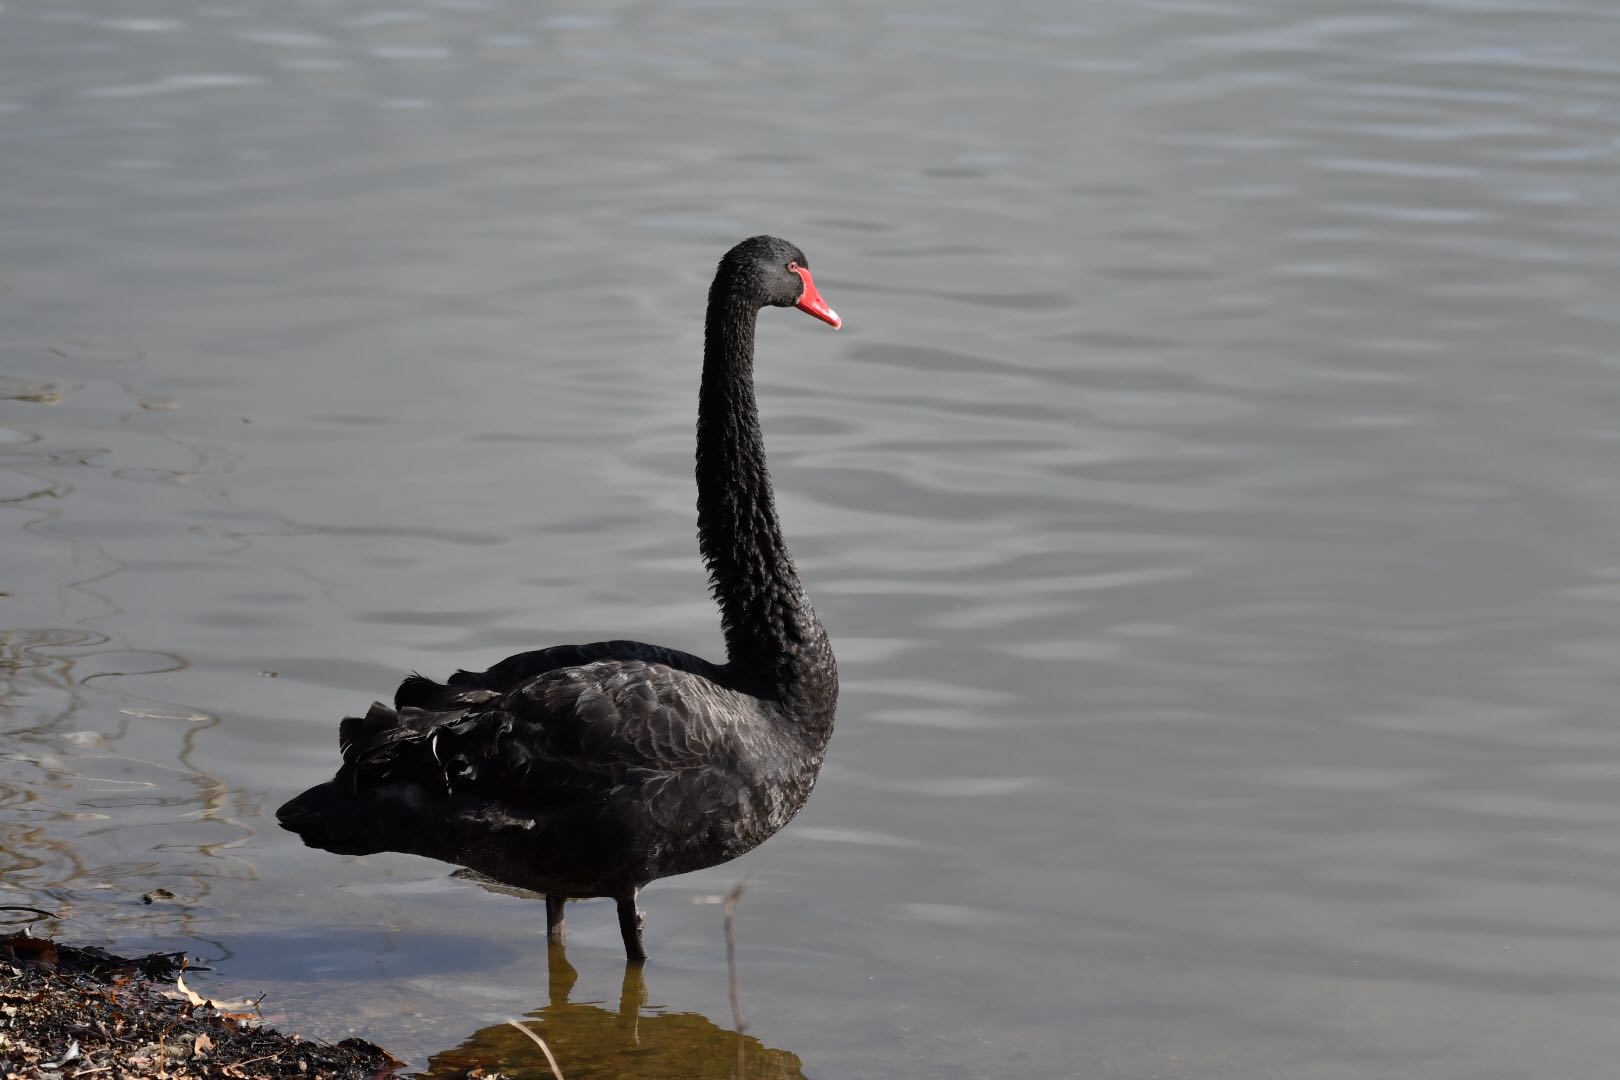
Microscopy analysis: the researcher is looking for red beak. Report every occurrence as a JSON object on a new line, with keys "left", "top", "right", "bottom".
{"left": 790, "top": 266, "right": 841, "bottom": 329}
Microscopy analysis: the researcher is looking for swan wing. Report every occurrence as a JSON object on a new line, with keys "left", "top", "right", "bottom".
{"left": 341, "top": 660, "right": 752, "bottom": 810}
{"left": 394, "top": 640, "right": 721, "bottom": 709}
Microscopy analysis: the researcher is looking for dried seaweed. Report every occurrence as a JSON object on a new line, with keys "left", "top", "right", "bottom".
{"left": 0, "top": 934, "right": 401, "bottom": 1080}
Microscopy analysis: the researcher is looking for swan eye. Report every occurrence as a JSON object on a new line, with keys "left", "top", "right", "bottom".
{"left": 787, "top": 261, "right": 799, "bottom": 272}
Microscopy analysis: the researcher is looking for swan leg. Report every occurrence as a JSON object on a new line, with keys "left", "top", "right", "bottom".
{"left": 545, "top": 895, "right": 567, "bottom": 942}
{"left": 615, "top": 890, "right": 648, "bottom": 963}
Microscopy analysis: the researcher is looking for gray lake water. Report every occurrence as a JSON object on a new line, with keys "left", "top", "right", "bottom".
{"left": 5, "top": 1, "right": 1620, "bottom": 1077}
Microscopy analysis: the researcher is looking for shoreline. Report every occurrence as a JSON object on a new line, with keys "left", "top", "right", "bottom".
{"left": 0, "top": 932, "right": 401, "bottom": 1080}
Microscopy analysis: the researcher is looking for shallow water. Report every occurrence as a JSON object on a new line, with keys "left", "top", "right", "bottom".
{"left": 5, "top": 1, "right": 1620, "bottom": 1076}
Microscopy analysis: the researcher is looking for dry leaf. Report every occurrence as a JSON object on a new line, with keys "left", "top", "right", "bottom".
{"left": 174, "top": 972, "right": 263, "bottom": 1013}
{"left": 176, "top": 973, "right": 208, "bottom": 1007}
{"left": 193, "top": 1032, "right": 214, "bottom": 1056}
{"left": 5, "top": 937, "right": 59, "bottom": 969}
{"left": 43, "top": 1039, "right": 82, "bottom": 1068}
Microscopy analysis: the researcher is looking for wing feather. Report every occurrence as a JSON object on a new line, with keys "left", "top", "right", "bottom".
{"left": 341, "top": 659, "right": 751, "bottom": 813}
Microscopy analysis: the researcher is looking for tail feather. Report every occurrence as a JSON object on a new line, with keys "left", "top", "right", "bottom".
{"left": 276, "top": 780, "right": 386, "bottom": 856}
{"left": 339, "top": 701, "right": 398, "bottom": 762}
{"left": 395, "top": 672, "right": 470, "bottom": 711}
{"left": 282, "top": 689, "right": 497, "bottom": 858}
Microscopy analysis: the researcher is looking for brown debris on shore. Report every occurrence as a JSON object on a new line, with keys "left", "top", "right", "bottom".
{"left": 0, "top": 933, "right": 401, "bottom": 1080}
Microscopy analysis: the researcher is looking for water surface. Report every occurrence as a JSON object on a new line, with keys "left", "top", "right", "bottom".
{"left": 5, "top": 1, "right": 1620, "bottom": 1077}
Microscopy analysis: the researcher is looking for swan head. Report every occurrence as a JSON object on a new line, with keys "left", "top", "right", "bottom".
{"left": 716, "top": 236, "right": 841, "bottom": 330}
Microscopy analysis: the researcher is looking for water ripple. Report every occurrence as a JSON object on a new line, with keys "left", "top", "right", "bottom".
{"left": 80, "top": 73, "right": 265, "bottom": 99}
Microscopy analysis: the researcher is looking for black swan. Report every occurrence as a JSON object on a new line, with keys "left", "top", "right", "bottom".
{"left": 278, "top": 236, "right": 841, "bottom": 962}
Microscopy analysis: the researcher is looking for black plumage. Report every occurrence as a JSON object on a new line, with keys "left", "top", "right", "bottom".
{"left": 278, "top": 237, "right": 841, "bottom": 961}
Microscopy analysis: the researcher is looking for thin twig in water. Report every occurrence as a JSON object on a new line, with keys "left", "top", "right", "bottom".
{"left": 722, "top": 881, "right": 748, "bottom": 1080}
{"left": 506, "top": 1018, "right": 565, "bottom": 1080}
{"left": 0, "top": 905, "right": 60, "bottom": 920}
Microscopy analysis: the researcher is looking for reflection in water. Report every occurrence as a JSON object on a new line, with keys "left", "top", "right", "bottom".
{"left": 424, "top": 945, "right": 806, "bottom": 1080}
{"left": 0, "top": 625, "right": 258, "bottom": 944}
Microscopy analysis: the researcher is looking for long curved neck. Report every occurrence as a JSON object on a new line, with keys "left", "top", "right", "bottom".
{"left": 696, "top": 291, "right": 833, "bottom": 705}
